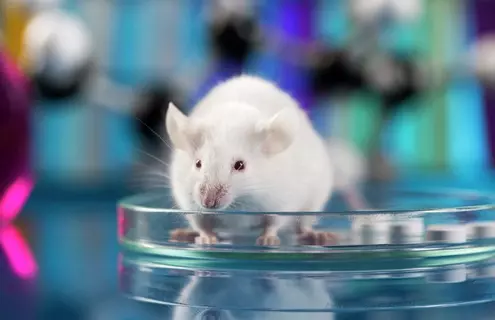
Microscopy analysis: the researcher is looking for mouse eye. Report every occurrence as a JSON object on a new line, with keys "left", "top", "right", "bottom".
{"left": 195, "top": 160, "right": 202, "bottom": 169}
{"left": 233, "top": 160, "right": 245, "bottom": 171}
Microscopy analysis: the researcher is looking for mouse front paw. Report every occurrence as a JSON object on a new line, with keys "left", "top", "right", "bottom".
{"left": 297, "top": 230, "right": 338, "bottom": 246}
{"left": 256, "top": 235, "right": 280, "bottom": 246}
{"left": 195, "top": 234, "right": 218, "bottom": 245}
{"left": 169, "top": 228, "right": 199, "bottom": 243}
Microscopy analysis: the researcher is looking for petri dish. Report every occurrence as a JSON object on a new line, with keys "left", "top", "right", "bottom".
{"left": 118, "top": 187, "right": 495, "bottom": 318}
{"left": 118, "top": 187, "right": 495, "bottom": 264}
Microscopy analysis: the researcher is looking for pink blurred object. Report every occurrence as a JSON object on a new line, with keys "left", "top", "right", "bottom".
{"left": 0, "top": 50, "right": 35, "bottom": 279}
{"left": 0, "top": 225, "right": 38, "bottom": 279}
{"left": 0, "top": 50, "right": 32, "bottom": 193}
{"left": 0, "top": 177, "right": 34, "bottom": 223}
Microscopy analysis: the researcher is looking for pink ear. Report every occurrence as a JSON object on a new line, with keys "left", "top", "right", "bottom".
{"left": 256, "top": 108, "right": 299, "bottom": 156}
{"left": 166, "top": 102, "right": 204, "bottom": 153}
{"left": 166, "top": 102, "right": 187, "bottom": 150}
{"left": 184, "top": 124, "right": 205, "bottom": 151}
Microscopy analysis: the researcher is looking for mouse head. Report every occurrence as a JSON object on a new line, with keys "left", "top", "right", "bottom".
{"left": 166, "top": 102, "right": 299, "bottom": 210}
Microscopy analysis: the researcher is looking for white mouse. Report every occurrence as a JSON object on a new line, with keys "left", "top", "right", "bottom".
{"left": 165, "top": 75, "right": 337, "bottom": 246}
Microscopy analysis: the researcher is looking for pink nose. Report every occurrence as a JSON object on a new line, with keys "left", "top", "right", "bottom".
{"left": 202, "top": 194, "right": 219, "bottom": 209}
{"left": 200, "top": 185, "right": 225, "bottom": 209}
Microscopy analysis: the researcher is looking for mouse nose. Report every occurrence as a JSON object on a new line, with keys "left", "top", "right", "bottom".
{"left": 202, "top": 195, "right": 219, "bottom": 209}
{"left": 200, "top": 184, "right": 226, "bottom": 209}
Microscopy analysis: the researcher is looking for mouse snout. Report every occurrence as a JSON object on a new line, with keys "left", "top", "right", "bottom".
{"left": 199, "top": 184, "right": 228, "bottom": 209}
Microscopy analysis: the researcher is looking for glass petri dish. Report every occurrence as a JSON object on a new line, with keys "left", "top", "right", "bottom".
{"left": 118, "top": 187, "right": 495, "bottom": 317}
{"left": 118, "top": 187, "right": 495, "bottom": 265}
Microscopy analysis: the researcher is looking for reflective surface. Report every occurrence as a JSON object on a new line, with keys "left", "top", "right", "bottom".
{"left": 120, "top": 253, "right": 495, "bottom": 319}
{"left": 2, "top": 176, "right": 495, "bottom": 319}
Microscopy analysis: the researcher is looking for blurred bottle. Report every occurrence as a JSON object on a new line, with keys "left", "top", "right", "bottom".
{"left": 207, "top": 0, "right": 258, "bottom": 67}
{"left": 1, "top": 0, "right": 32, "bottom": 64}
{"left": 22, "top": 9, "right": 94, "bottom": 101}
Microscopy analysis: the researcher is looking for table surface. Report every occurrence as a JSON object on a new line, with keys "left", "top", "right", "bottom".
{"left": 1, "top": 173, "right": 495, "bottom": 320}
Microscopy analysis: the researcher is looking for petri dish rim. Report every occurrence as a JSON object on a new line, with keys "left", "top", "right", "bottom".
{"left": 118, "top": 187, "right": 495, "bottom": 216}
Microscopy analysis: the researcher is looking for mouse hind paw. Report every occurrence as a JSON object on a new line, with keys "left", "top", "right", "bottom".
{"left": 195, "top": 233, "right": 218, "bottom": 245}
{"left": 256, "top": 235, "right": 281, "bottom": 246}
{"left": 297, "top": 230, "right": 338, "bottom": 246}
{"left": 169, "top": 228, "right": 199, "bottom": 243}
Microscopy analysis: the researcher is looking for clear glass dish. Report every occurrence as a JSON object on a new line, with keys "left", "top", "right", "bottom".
{"left": 118, "top": 187, "right": 495, "bottom": 264}
{"left": 118, "top": 187, "right": 495, "bottom": 317}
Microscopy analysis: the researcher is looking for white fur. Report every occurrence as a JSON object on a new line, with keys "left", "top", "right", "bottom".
{"left": 326, "top": 137, "right": 367, "bottom": 192}
{"left": 166, "top": 75, "right": 333, "bottom": 238}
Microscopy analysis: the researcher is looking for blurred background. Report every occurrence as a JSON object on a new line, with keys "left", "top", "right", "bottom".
{"left": 2, "top": 0, "right": 495, "bottom": 319}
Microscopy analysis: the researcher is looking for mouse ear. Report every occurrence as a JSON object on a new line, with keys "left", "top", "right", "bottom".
{"left": 255, "top": 108, "right": 300, "bottom": 156}
{"left": 166, "top": 102, "right": 205, "bottom": 153}
{"left": 166, "top": 102, "right": 190, "bottom": 151}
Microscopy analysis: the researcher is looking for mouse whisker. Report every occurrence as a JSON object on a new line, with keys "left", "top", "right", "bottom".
{"left": 132, "top": 180, "right": 170, "bottom": 189}
{"left": 135, "top": 148, "right": 170, "bottom": 165}
{"left": 135, "top": 167, "right": 170, "bottom": 180}
{"left": 138, "top": 176, "right": 170, "bottom": 185}
{"left": 129, "top": 182, "right": 171, "bottom": 191}
{"left": 134, "top": 168, "right": 171, "bottom": 183}
{"left": 134, "top": 116, "right": 174, "bottom": 152}
{"left": 133, "top": 164, "right": 168, "bottom": 174}
{"left": 137, "top": 149, "right": 171, "bottom": 168}
{"left": 134, "top": 160, "right": 168, "bottom": 171}
{"left": 136, "top": 170, "right": 171, "bottom": 180}
{"left": 127, "top": 174, "right": 172, "bottom": 188}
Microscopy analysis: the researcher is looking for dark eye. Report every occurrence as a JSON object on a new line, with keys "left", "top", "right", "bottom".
{"left": 233, "top": 160, "right": 245, "bottom": 171}
{"left": 195, "top": 160, "right": 202, "bottom": 169}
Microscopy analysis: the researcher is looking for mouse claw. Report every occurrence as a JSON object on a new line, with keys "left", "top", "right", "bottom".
{"left": 256, "top": 235, "right": 280, "bottom": 246}
{"left": 298, "top": 230, "right": 338, "bottom": 246}
{"left": 169, "top": 228, "right": 199, "bottom": 243}
{"left": 195, "top": 234, "right": 218, "bottom": 245}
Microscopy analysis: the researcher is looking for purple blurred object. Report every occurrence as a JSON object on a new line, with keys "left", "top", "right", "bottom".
{"left": 473, "top": 0, "right": 495, "bottom": 166}
{"left": 189, "top": 60, "right": 243, "bottom": 108}
{"left": 277, "top": 0, "right": 316, "bottom": 112}
{"left": 0, "top": 50, "right": 32, "bottom": 195}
